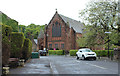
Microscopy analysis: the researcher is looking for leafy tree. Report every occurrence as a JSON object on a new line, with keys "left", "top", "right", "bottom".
{"left": 79, "top": 0, "right": 119, "bottom": 31}
{"left": 19, "top": 25, "right": 26, "bottom": 33}
{"left": 78, "top": 0, "right": 119, "bottom": 48}
{"left": 24, "top": 23, "right": 45, "bottom": 39}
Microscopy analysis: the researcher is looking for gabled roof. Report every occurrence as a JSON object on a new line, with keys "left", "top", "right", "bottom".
{"left": 59, "top": 14, "right": 83, "bottom": 33}
{"left": 38, "top": 29, "right": 44, "bottom": 38}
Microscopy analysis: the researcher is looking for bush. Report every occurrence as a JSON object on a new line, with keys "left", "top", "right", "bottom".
{"left": 2, "top": 25, "right": 12, "bottom": 66}
{"left": 93, "top": 50, "right": 114, "bottom": 57}
{"left": 10, "top": 32, "right": 24, "bottom": 58}
{"left": 22, "top": 38, "right": 32, "bottom": 61}
{"left": 56, "top": 50, "right": 63, "bottom": 55}
{"left": 48, "top": 50, "right": 63, "bottom": 55}
{"left": 70, "top": 50, "right": 78, "bottom": 56}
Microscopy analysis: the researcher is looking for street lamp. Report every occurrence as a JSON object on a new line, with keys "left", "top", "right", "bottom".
{"left": 105, "top": 32, "right": 111, "bottom": 58}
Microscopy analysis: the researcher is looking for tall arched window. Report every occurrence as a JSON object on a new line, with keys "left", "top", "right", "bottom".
{"left": 52, "top": 21, "right": 61, "bottom": 37}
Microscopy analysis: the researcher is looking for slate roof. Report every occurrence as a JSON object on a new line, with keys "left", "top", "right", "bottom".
{"left": 59, "top": 14, "right": 84, "bottom": 33}
{"left": 38, "top": 29, "right": 44, "bottom": 38}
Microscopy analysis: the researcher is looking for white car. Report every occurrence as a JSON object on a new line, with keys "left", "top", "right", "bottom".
{"left": 76, "top": 48, "right": 97, "bottom": 60}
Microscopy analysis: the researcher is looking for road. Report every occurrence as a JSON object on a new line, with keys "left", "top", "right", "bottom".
{"left": 48, "top": 55, "right": 118, "bottom": 74}
{"left": 9, "top": 55, "right": 118, "bottom": 76}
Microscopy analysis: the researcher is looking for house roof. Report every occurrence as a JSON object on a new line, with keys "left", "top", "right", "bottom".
{"left": 59, "top": 14, "right": 84, "bottom": 33}
{"left": 38, "top": 29, "right": 44, "bottom": 38}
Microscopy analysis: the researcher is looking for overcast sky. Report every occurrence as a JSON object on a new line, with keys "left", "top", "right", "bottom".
{"left": 0, "top": 0, "right": 91, "bottom": 26}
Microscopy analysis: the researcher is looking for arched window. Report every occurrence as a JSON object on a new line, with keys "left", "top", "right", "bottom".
{"left": 52, "top": 21, "right": 61, "bottom": 37}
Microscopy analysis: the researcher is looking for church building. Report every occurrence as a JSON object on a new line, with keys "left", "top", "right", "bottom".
{"left": 37, "top": 11, "right": 83, "bottom": 51}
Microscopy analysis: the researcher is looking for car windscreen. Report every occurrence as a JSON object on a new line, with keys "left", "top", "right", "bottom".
{"left": 82, "top": 49, "right": 92, "bottom": 52}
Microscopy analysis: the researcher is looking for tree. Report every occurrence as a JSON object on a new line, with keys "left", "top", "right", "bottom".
{"left": 79, "top": 0, "right": 119, "bottom": 48}
{"left": 19, "top": 25, "right": 26, "bottom": 33}
{"left": 24, "top": 23, "right": 45, "bottom": 39}
{"left": 80, "top": 0, "right": 119, "bottom": 31}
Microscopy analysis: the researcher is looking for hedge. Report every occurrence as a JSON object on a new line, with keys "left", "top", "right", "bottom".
{"left": 10, "top": 32, "right": 24, "bottom": 58}
{"left": 1, "top": 13, "right": 18, "bottom": 32}
{"left": 22, "top": 38, "right": 32, "bottom": 61}
{"left": 92, "top": 50, "right": 114, "bottom": 57}
{"left": 48, "top": 50, "right": 63, "bottom": 55}
{"left": 2, "top": 25, "right": 12, "bottom": 66}
{"left": 70, "top": 50, "right": 78, "bottom": 56}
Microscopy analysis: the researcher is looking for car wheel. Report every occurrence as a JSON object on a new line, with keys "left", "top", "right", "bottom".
{"left": 82, "top": 55, "right": 85, "bottom": 60}
{"left": 94, "top": 57, "right": 96, "bottom": 60}
{"left": 76, "top": 55, "right": 79, "bottom": 60}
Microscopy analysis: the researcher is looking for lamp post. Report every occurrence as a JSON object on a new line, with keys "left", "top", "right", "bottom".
{"left": 105, "top": 32, "right": 111, "bottom": 58}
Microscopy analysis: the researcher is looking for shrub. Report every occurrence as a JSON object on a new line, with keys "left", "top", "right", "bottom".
{"left": 10, "top": 32, "right": 24, "bottom": 58}
{"left": 2, "top": 25, "right": 12, "bottom": 66}
{"left": 48, "top": 50, "right": 63, "bottom": 55}
{"left": 56, "top": 50, "right": 63, "bottom": 55}
{"left": 22, "top": 38, "right": 32, "bottom": 61}
{"left": 70, "top": 50, "right": 78, "bottom": 56}
{"left": 93, "top": 50, "right": 114, "bottom": 57}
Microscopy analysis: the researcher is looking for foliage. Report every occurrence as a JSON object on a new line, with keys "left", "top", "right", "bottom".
{"left": 19, "top": 25, "right": 26, "bottom": 33}
{"left": 24, "top": 23, "right": 45, "bottom": 39}
{"left": 2, "top": 25, "right": 12, "bottom": 66}
{"left": 0, "top": 12, "right": 18, "bottom": 32}
{"left": 77, "top": 25, "right": 105, "bottom": 48}
{"left": 92, "top": 50, "right": 113, "bottom": 57}
{"left": 22, "top": 38, "right": 32, "bottom": 60}
{"left": 69, "top": 50, "right": 78, "bottom": 56}
{"left": 48, "top": 50, "right": 63, "bottom": 55}
{"left": 79, "top": 0, "right": 119, "bottom": 48}
{"left": 10, "top": 32, "right": 24, "bottom": 58}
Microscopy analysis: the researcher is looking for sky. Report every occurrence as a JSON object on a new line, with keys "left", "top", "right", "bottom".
{"left": 0, "top": 0, "right": 91, "bottom": 26}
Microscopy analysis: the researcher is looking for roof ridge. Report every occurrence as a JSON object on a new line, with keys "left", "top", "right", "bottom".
{"left": 59, "top": 14, "right": 80, "bottom": 23}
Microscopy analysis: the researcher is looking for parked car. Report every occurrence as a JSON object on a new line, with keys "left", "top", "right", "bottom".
{"left": 76, "top": 48, "right": 97, "bottom": 60}
{"left": 39, "top": 50, "right": 47, "bottom": 56}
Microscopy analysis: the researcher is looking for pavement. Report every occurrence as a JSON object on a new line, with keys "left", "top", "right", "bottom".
{"left": 9, "top": 56, "right": 52, "bottom": 74}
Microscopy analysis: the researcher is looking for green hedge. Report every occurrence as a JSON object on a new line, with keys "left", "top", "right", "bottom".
{"left": 70, "top": 50, "right": 78, "bottom": 56}
{"left": 92, "top": 50, "right": 113, "bottom": 57}
{"left": 48, "top": 50, "right": 63, "bottom": 55}
{"left": 22, "top": 38, "right": 32, "bottom": 60}
{"left": 1, "top": 13, "right": 18, "bottom": 32}
{"left": 10, "top": 32, "right": 24, "bottom": 58}
{"left": 2, "top": 25, "right": 12, "bottom": 66}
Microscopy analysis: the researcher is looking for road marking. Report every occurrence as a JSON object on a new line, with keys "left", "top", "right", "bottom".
{"left": 86, "top": 63, "right": 107, "bottom": 69}
{"left": 76, "top": 60, "right": 80, "bottom": 62}
{"left": 50, "top": 62, "right": 59, "bottom": 74}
